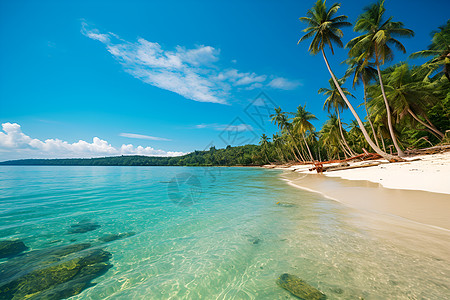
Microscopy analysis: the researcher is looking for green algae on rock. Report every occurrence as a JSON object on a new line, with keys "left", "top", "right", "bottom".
{"left": 276, "top": 273, "right": 326, "bottom": 300}
{"left": 0, "top": 243, "right": 112, "bottom": 300}
{"left": 0, "top": 240, "right": 28, "bottom": 259}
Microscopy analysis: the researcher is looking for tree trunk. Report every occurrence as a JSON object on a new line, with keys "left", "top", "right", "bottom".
{"left": 287, "top": 129, "right": 305, "bottom": 162}
{"left": 302, "top": 133, "right": 315, "bottom": 162}
{"left": 376, "top": 64, "right": 405, "bottom": 157}
{"left": 412, "top": 110, "right": 444, "bottom": 138}
{"left": 320, "top": 49, "right": 402, "bottom": 162}
{"left": 336, "top": 110, "right": 357, "bottom": 156}
{"left": 363, "top": 80, "right": 380, "bottom": 148}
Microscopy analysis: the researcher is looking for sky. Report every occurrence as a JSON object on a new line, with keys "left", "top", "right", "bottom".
{"left": 0, "top": 0, "right": 448, "bottom": 160}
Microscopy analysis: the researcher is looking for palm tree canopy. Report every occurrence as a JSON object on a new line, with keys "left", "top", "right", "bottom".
{"left": 318, "top": 78, "right": 355, "bottom": 113}
{"left": 291, "top": 104, "right": 318, "bottom": 134}
{"left": 346, "top": 0, "right": 414, "bottom": 65}
{"left": 259, "top": 134, "right": 270, "bottom": 146}
{"left": 410, "top": 20, "right": 450, "bottom": 80}
{"left": 343, "top": 57, "right": 378, "bottom": 88}
{"left": 298, "top": 0, "right": 351, "bottom": 55}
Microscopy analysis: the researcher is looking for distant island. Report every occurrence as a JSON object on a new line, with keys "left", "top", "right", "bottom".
{"left": 0, "top": 145, "right": 263, "bottom": 167}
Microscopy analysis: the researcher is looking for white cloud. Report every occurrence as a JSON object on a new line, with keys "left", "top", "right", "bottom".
{"left": 0, "top": 123, "right": 185, "bottom": 160}
{"left": 81, "top": 22, "right": 300, "bottom": 104}
{"left": 268, "top": 77, "right": 302, "bottom": 90}
{"left": 119, "top": 133, "right": 171, "bottom": 141}
{"left": 194, "top": 123, "right": 253, "bottom": 132}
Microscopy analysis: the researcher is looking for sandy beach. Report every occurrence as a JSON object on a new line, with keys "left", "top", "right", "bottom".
{"left": 273, "top": 151, "right": 450, "bottom": 231}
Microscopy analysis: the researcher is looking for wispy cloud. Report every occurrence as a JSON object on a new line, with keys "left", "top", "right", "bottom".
{"left": 194, "top": 123, "right": 253, "bottom": 132}
{"left": 119, "top": 133, "right": 171, "bottom": 141}
{"left": 268, "top": 77, "right": 302, "bottom": 90}
{"left": 81, "top": 22, "right": 300, "bottom": 104}
{"left": 0, "top": 123, "right": 184, "bottom": 160}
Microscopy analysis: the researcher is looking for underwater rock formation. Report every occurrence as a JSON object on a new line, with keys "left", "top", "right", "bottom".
{"left": 0, "top": 240, "right": 28, "bottom": 259}
{"left": 0, "top": 243, "right": 112, "bottom": 300}
{"left": 67, "top": 220, "right": 101, "bottom": 234}
{"left": 276, "top": 273, "right": 326, "bottom": 300}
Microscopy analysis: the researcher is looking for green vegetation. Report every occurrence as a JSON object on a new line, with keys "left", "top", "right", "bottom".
{"left": 0, "top": 145, "right": 265, "bottom": 166}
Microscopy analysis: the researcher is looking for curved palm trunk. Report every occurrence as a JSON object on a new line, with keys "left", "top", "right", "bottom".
{"left": 289, "top": 145, "right": 301, "bottom": 162}
{"left": 302, "top": 133, "right": 315, "bottom": 162}
{"left": 376, "top": 64, "right": 405, "bottom": 157}
{"left": 409, "top": 110, "right": 444, "bottom": 138}
{"left": 363, "top": 81, "right": 380, "bottom": 148}
{"left": 287, "top": 129, "right": 305, "bottom": 162}
{"left": 336, "top": 110, "right": 357, "bottom": 156}
{"left": 320, "top": 49, "right": 402, "bottom": 162}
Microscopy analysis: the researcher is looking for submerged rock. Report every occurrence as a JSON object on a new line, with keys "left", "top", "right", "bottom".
{"left": 248, "top": 237, "right": 262, "bottom": 245}
{"left": 0, "top": 240, "right": 28, "bottom": 259}
{"left": 68, "top": 220, "right": 101, "bottom": 234}
{"left": 276, "top": 273, "right": 326, "bottom": 300}
{"left": 99, "top": 232, "right": 136, "bottom": 243}
{"left": 0, "top": 243, "right": 112, "bottom": 300}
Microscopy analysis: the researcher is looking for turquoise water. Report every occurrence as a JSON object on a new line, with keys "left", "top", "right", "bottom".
{"left": 0, "top": 166, "right": 449, "bottom": 299}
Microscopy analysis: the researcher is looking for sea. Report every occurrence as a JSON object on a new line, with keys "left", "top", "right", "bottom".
{"left": 0, "top": 166, "right": 449, "bottom": 299}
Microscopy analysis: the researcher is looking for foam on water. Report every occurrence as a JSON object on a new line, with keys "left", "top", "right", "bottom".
{"left": 0, "top": 166, "right": 449, "bottom": 299}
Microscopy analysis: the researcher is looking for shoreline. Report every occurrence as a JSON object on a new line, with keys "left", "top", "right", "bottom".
{"left": 281, "top": 172, "right": 450, "bottom": 232}
{"left": 269, "top": 151, "right": 450, "bottom": 194}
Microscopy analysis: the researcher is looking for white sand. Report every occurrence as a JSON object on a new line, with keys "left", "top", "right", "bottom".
{"left": 280, "top": 152, "right": 450, "bottom": 194}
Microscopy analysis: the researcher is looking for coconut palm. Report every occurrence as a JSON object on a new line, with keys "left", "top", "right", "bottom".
{"left": 259, "top": 134, "right": 271, "bottom": 163}
{"left": 346, "top": 0, "right": 414, "bottom": 156}
{"left": 344, "top": 57, "right": 380, "bottom": 147}
{"left": 319, "top": 114, "right": 343, "bottom": 160}
{"left": 272, "top": 133, "right": 287, "bottom": 162}
{"left": 298, "top": 0, "right": 398, "bottom": 161}
{"left": 318, "top": 79, "right": 357, "bottom": 157}
{"left": 380, "top": 63, "right": 444, "bottom": 138}
{"left": 410, "top": 20, "right": 450, "bottom": 81}
{"left": 270, "top": 107, "right": 305, "bottom": 162}
{"left": 291, "top": 104, "right": 317, "bottom": 161}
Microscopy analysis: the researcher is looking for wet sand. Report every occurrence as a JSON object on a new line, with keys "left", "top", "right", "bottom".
{"left": 281, "top": 172, "right": 450, "bottom": 259}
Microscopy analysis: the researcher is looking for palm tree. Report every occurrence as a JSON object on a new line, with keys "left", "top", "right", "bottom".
{"left": 344, "top": 57, "right": 380, "bottom": 147}
{"left": 410, "top": 20, "right": 450, "bottom": 81}
{"left": 298, "top": 0, "right": 399, "bottom": 161}
{"left": 272, "top": 133, "right": 287, "bottom": 162}
{"left": 347, "top": 0, "right": 414, "bottom": 156}
{"left": 318, "top": 79, "right": 357, "bottom": 157}
{"left": 291, "top": 104, "right": 317, "bottom": 161}
{"left": 270, "top": 107, "right": 305, "bottom": 162}
{"left": 380, "top": 63, "right": 444, "bottom": 138}
{"left": 319, "top": 114, "right": 343, "bottom": 160}
{"left": 259, "top": 134, "right": 271, "bottom": 163}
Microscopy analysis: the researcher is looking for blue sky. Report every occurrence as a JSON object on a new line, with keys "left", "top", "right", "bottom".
{"left": 0, "top": 0, "right": 448, "bottom": 160}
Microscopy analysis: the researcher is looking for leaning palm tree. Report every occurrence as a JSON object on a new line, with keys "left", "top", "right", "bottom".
{"left": 346, "top": 0, "right": 414, "bottom": 156}
{"left": 291, "top": 104, "right": 317, "bottom": 161}
{"left": 381, "top": 63, "right": 444, "bottom": 138}
{"left": 319, "top": 79, "right": 357, "bottom": 157}
{"left": 344, "top": 57, "right": 380, "bottom": 147}
{"left": 270, "top": 107, "right": 305, "bottom": 162}
{"left": 298, "top": 0, "right": 399, "bottom": 161}
{"left": 410, "top": 20, "right": 450, "bottom": 81}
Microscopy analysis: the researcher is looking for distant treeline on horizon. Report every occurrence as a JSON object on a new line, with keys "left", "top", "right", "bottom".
{"left": 0, "top": 145, "right": 265, "bottom": 167}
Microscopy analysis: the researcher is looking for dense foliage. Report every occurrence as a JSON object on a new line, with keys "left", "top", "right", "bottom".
{"left": 0, "top": 145, "right": 264, "bottom": 166}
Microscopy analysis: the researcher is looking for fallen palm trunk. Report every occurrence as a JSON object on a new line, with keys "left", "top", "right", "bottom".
{"left": 309, "top": 150, "right": 383, "bottom": 173}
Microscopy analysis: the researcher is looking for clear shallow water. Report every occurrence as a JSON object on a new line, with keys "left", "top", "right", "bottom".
{"left": 0, "top": 166, "right": 449, "bottom": 299}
